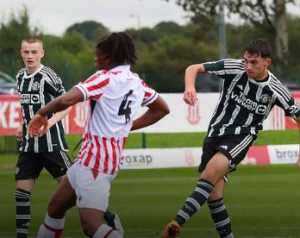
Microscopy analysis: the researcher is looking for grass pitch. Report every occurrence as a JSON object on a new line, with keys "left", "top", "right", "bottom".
{"left": 0, "top": 154, "right": 300, "bottom": 238}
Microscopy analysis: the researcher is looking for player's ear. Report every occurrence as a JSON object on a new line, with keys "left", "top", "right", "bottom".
{"left": 41, "top": 48, "right": 45, "bottom": 59}
{"left": 265, "top": 57, "right": 272, "bottom": 67}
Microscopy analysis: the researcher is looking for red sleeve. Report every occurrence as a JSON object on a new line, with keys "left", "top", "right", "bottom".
{"left": 75, "top": 72, "right": 110, "bottom": 101}
{"left": 141, "top": 80, "right": 159, "bottom": 106}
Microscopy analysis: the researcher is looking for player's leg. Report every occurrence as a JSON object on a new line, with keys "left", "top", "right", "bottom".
{"left": 162, "top": 152, "right": 229, "bottom": 238}
{"left": 15, "top": 152, "right": 43, "bottom": 238}
{"left": 104, "top": 210, "right": 124, "bottom": 234}
{"left": 75, "top": 164, "right": 123, "bottom": 237}
{"left": 208, "top": 179, "right": 233, "bottom": 238}
{"left": 162, "top": 136, "right": 229, "bottom": 238}
{"left": 79, "top": 208, "right": 122, "bottom": 238}
{"left": 43, "top": 151, "right": 72, "bottom": 183}
{"left": 36, "top": 175, "right": 76, "bottom": 238}
{"left": 205, "top": 134, "right": 256, "bottom": 238}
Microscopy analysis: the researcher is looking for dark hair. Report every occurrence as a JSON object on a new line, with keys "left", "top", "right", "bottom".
{"left": 96, "top": 32, "right": 137, "bottom": 65}
{"left": 244, "top": 38, "right": 272, "bottom": 58}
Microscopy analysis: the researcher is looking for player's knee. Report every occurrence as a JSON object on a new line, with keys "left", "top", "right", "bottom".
{"left": 47, "top": 198, "right": 65, "bottom": 218}
{"left": 81, "top": 219, "right": 98, "bottom": 237}
{"left": 209, "top": 189, "right": 223, "bottom": 201}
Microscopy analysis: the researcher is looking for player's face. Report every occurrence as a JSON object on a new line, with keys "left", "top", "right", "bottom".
{"left": 95, "top": 50, "right": 111, "bottom": 70}
{"left": 243, "top": 51, "right": 271, "bottom": 80}
{"left": 20, "top": 41, "right": 44, "bottom": 74}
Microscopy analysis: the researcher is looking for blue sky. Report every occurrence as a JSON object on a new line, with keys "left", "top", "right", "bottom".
{"left": 0, "top": 0, "right": 188, "bottom": 35}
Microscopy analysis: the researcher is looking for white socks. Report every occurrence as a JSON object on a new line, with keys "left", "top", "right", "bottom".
{"left": 36, "top": 214, "right": 123, "bottom": 238}
{"left": 36, "top": 213, "right": 65, "bottom": 238}
{"left": 93, "top": 224, "right": 123, "bottom": 238}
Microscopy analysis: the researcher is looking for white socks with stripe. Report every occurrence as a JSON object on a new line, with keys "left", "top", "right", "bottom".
{"left": 36, "top": 213, "right": 65, "bottom": 238}
{"left": 93, "top": 224, "right": 123, "bottom": 238}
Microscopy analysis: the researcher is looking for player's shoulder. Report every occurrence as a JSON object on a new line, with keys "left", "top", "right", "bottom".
{"left": 268, "top": 71, "right": 290, "bottom": 97}
{"left": 40, "top": 65, "right": 58, "bottom": 76}
{"left": 16, "top": 68, "right": 26, "bottom": 78}
{"left": 223, "top": 58, "right": 244, "bottom": 67}
{"left": 86, "top": 70, "right": 111, "bottom": 83}
{"left": 40, "top": 65, "right": 62, "bottom": 83}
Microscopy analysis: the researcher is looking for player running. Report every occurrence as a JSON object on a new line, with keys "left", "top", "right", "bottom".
{"left": 29, "top": 32, "right": 169, "bottom": 238}
{"left": 162, "top": 38, "right": 300, "bottom": 238}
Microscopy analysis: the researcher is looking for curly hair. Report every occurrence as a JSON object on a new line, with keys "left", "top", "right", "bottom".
{"left": 96, "top": 32, "right": 137, "bottom": 66}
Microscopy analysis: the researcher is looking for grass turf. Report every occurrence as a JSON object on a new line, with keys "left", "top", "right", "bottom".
{"left": 1, "top": 154, "right": 300, "bottom": 237}
{"left": 1, "top": 129, "right": 300, "bottom": 237}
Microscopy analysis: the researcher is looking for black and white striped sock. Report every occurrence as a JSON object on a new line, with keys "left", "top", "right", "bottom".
{"left": 175, "top": 179, "right": 214, "bottom": 225}
{"left": 16, "top": 189, "right": 32, "bottom": 238}
{"left": 208, "top": 198, "right": 233, "bottom": 238}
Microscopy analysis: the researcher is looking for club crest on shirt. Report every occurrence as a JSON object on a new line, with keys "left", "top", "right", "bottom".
{"left": 31, "top": 81, "right": 40, "bottom": 91}
{"left": 260, "top": 94, "right": 271, "bottom": 104}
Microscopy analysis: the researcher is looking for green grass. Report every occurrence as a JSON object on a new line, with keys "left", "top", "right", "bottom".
{"left": 0, "top": 129, "right": 299, "bottom": 153}
{"left": 1, "top": 154, "right": 300, "bottom": 237}
{"left": 1, "top": 129, "right": 300, "bottom": 237}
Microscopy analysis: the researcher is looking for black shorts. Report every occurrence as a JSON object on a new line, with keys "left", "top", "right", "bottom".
{"left": 15, "top": 151, "right": 72, "bottom": 180}
{"left": 199, "top": 134, "right": 257, "bottom": 172}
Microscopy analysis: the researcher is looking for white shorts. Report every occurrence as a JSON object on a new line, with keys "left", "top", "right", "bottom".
{"left": 67, "top": 161, "right": 117, "bottom": 211}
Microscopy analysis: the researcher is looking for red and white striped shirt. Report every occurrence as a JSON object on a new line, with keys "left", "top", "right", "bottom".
{"left": 75, "top": 65, "right": 158, "bottom": 176}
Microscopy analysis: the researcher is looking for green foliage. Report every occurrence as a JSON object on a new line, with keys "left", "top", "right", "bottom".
{"left": 42, "top": 33, "right": 94, "bottom": 89}
{"left": 0, "top": 8, "right": 34, "bottom": 76}
{"left": 1, "top": 160, "right": 300, "bottom": 237}
{"left": 2, "top": 7, "right": 300, "bottom": 91}
{"left": 66, "top": 20, "right": 109, "bottom": 42}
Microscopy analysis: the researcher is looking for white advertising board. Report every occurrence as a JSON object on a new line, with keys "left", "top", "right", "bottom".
{"left": 121, "top": 144, "right": 298, "bottom": 170}
{"left": 268, "top": 145, "right": 299, "bottom": 164}
{"left": 135, "top": 93, "right": 283, "bottom": 133}
{"left": 122, "top": 147, "right": 202, "bottom": 169}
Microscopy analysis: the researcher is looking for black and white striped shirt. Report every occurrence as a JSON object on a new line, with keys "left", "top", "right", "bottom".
{"left": 203, "top": 59, "right": 300, "bottom": 137}
{"left": 16, "top": 65, "right": 68, "bottom": 152}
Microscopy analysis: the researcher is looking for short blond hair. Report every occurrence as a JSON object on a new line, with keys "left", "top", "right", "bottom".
{"left": 21, "top": 36, "right": 43, "bottom": 47}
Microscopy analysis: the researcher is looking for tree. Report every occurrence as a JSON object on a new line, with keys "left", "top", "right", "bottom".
{"left": 65, "top": 20, "right": 109, "bottom": 42}
{"left": 166, "top": 0, "right": 299, "bottom": 68}
{"left": 0, "top": 7, "right": 38, "bottom": 76}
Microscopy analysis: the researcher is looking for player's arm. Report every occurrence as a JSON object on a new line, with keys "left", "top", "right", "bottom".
{"left": 47, "top": 109, "right": 69, "bottom": 130}
{"left": 16, "top": 122, "right": 23, "bottom": 141}
{"left": 184, "top": 64, "right": 205, "bottom": 106}
{"left": 36, "top": 109, "right": 69, "bottom": 136}
{"left": 28, "top": 87, "right": 83, "bottom": 137}
{"left": 131, "top": 96, "right": 169, "bottom": 131}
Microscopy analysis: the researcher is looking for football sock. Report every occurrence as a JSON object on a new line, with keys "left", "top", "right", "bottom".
{"left": 175, "top": 179, "right": 214, "bottom": 225}
{"left": 208, "top": 198, "right": 233, "bottom": 238}
{"left": 16, "top": 189, "right": 31, "bottom": 238}
{"left": 36, "top": 213, "right": 64, "bottom": 238}
{"left": 93, "top": 224, "right": 122, "bottom": 238}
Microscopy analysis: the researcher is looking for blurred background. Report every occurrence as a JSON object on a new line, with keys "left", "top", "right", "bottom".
{"left": 1, "top": 1, "right": 300, "bottom": 237}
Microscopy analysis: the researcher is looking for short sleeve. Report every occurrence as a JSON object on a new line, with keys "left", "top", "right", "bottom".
{"left": 275, "top": 92, "right": 300, "bottom": 119}
{"left": 271, "top": 78, "right": 300, "bottom": 119}
{"left": 203, "top": 59, "right": 244, "bottom": 79}
{"left": 42, "top": 67, "right": 66, "bottom": 97}
{"left": 141, "top": 81, "right": 158, "bottom": 106}
{"left": 75, "top": 72, "right": 110, "bottom": 101}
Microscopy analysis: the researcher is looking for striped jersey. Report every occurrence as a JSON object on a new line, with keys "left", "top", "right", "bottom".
{"left": 203, "top": 59, "right": 300, "bottom": 137}
{"left": 16, "top": 65, "right": 68, "bottom": 152}
{"left": 75, "top": 65, "right": 158, "bottom": 175}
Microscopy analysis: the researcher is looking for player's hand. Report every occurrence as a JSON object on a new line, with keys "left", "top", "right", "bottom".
{"left": 183, "top": 87, "right": 198, "bottom": 106}
{"left": 28, "top": 114, "right": 48, "bottom": 137}
{"left": 16, "top": 125, "right": 23, "bottom": 141}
